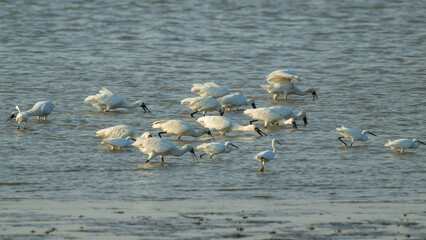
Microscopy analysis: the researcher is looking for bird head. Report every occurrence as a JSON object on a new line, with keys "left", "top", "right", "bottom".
{"left": 247, "top": 99, "right": 256, "bottom": 109}
{"left": 7, "top": 111, "right": 17, "bottom": 121}
{"left": 297, "top": 111, "right": 307, "bottom": 125}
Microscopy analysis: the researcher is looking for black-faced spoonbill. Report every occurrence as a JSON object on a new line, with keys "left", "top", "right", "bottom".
{"left": 384, "top": 139, "right": 426, "bottom": 153}
{"left": 11, "top": 106, "right": 29, "bottom": 129}
{"left": 8, "top": 101, "right": 54, "bottom": 121}
{"left": 96, "top": 125, "right": 140, "bottom": 139}
{"left": 243, "top": 108, "right": 297, "bottom": 128}
{"left": 268, "top": 106, "right": 307, "bottom": 125}
{"left": 336, "top": 126, "right": 377, "bottom": 146}
{"left": 102, "top": 136, "right": 136, "bottom": 150}
{"left": 196, "top": 116, "right": 267, "bottom": 136}
{"left": 261, "top": 69, "right": 318, "bottom": 100}
{"left": 132, "top": 137, "right": 197, "bottom": 163}
{"left": 181, "top": 96, "right": 224, "bottom": 117}
{"left": 218, "top": 92, "right": 256, "bottom": 111}
{"left": 191, "top": 82, "right": 230, "bottom": 98}
{"left": 197, "top": 141, "right": 238, "bottom": 159}
{"left": 152, "top": 120, "right": 214, "bottom": 140}
{"left": 84, "top": 88, "right": 150, "bottom": 112}
{"left": 255, "top": 138, "right": 282, "bottom": 172}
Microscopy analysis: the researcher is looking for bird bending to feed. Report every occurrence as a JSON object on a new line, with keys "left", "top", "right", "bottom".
{"left": 261, "top": 69, "right": 318, "bottom": 101}
{"left": 8, "top": 101, "right": 55, "bottom": 121}
{"left": 132, "top": 137, "right": 197, "bottom": 163}
{"left": 197, "top": 141, "right": 238, "bottom": 159}
{"left": 218, "top": 92, "right": 256, "bottom": 111}
{"left": 255, "top": 138, "right": 282, "bottom": 172}
{"left": 84, "top": 88, "right": 150, "bottom": 112}
{"left": 336, "top": 126, "right": 377, "bottom": 146}
{"left": 191, "top": 82, "right": 229, "bottom": 98}
{"left": 96, "top": 124, "right": 140, "bottom": 140}
{"left": 152, "top": 119, "right": 214, "bottom": 140}
{"left": 197, "top": 116, "right": 267, "bottom": 136}
{"left": 102, "top": 136, "right": 135, "bottom": 150}
{"left": 384, "top": 139, "right": 426, "bottom": 153}
{"left": 268, "top": 106, "right": 307, "bottom": 125}
{"left": 243, "top": 108, "right": 297, "bottom": 128}
{"left": 181, "top": 96, "right": 224, "bottom": 117}
{"left": 11, "top": 106, "right": 29, "bottom": 129}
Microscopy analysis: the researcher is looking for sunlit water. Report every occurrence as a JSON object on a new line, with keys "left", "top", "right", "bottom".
{"left": 1, "top": 0, "right": 425, "bottom": 239}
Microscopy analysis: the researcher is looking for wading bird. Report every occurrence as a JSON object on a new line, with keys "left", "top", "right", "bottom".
{"left": 197, "top": 116, "right": 267, "bottom": 136}
{"left": 255, "top": 138, "right": 282, "bottom": 172}
{"left": 191, "top": 82, "right": 229, "bottom": 98}
{"left": 268, "top": 106, "right": 307, "bottom": 125}
{"left": 218, "top": 92, "right": 256, "bottom": 111}
{"left": 96, "top": 125, "right": 139, "bottom": 139}
{"left": 197, "top": 141, "right": 238, "bottom": 159}
{"left": 152, "top": 119, "right": 214, "bottom": 140}
{"left": 336, "top": 126, "right": 376, "bottom": 146}
{"left": 8, "top": 101, "right": 55, "bottom": 121}
{"left": 261, "top": 69, "right": 318, "bottom": 100}
{"left": 132, "top": 137, "right": 197, "bottom": 163}
{"left": 181, "top": 96, "right": 224, "bottom": 117}
{"left": 243, "top": 108, "right": 297, "bottom": 128}
{"left": 384, "top": 139, "right": 426, "bottom": 153}
{"left": 85, "top": 88, "right": 150, "bottom": 112}
{"left": 10, "top": 106, "right": 29, "bottom": 129}
{"left": 102, "top": 136, "right": 135, "bottom": 150}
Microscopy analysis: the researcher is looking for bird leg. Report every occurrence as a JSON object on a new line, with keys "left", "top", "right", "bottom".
{"left": 190, "top": 111, "right": 199, "bottom": 118}
{"left": 250, "top": 120, "right": 258, "bottom": 125}
{"left": 258, "top": 160, "right": 265, "bottom": 172}
{"left": 200, "top": 153, "right": 206, "bottom": 159}
{"left": 210, "top": 154, "right": 214, "bottom": 159}
{"left": 338, "top": 137, "right": 347, "bottom": 146}
{"left": 37, "top": 116, "right": 40, "bottom": 121}
{"left": 158, "top": 132, "right": 166, "bottom": 138}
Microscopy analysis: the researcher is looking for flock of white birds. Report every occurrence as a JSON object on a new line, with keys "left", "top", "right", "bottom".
{"left": 8, "top": 69, "right": 425, "bottom": 171}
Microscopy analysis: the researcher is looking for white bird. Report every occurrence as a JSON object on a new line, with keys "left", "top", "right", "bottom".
{"left": 84, "top": 88, "right": 150, "bottom": 112}
{"left": 243, "top": 108, "right": 297, "bottom": 128}
{"left": 12, "top": 106, "right": 29, "bottom": 129}
{"left": 261, "top": 69, "right": 318, "bottom": 100}
{"left": 102, "top": 136, "right": 135, "bottom": 150}
{"left": 255, "top": 138, "right": 282, "bottom": 172}
{"left": 336, "top": 126, "right": 377, "bottom": 146}
{"left": 268, "top": 106, "right": 307, "bottom": 125}
{"left": 96, "top": 125, "right": 139, "bottom": 139}
{"left": 197, "top": 116, "right": 267, "bottom": 136}
{"left": 197, "top": 141, "right": 238, "bottom": 159}
{"left": 8, "top": 101, "right": 55, "bottom": 121}
{"left": 218, "top": 92, "right": 256, "bottom": 111}
{"left": 132, "top": 137, "right": 197, "bottom": 163}
{"left": 191, "top": 82, "right": 230, "bottom": 98}
{"left": 384, "top": 139, "right": 426, "bottom": 153}
{"left": 152, "top": 120, "right": 214, "bottom": 140}
{"left": 181, "top": 96, "right": 224, "bottom": 117}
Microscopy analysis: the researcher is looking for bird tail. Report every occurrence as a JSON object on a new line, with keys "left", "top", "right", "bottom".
{"left": 260, "top": 84, "right": 274, "bottom": 93}
{"left": 152, "top": 120, "right": 168, "bottom": 128}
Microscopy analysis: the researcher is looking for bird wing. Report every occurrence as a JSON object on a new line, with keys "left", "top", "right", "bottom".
{"left": 197, "top": 143, "right": 223, "bottom": 153}
{"left": 266, "top": 69, "right": 300, "bottom": 85}
{"left": 142, "top": 138, "right": 174, "bottom": 153}
{"left": 197, "top": 116, "right": 231, "bottom": 131}
{"left": 255, "top": 150, "right": 274, "bottom": 161}
{"left": 98, "top": 88, "right": 114, "bottom": 95}
{"left": 268, "top": 106, "right": 292, "bottom": 118}
{"left": 191, "top": 82, "right": 229, "bottom": 98}
{"left": 385, "top": 139, "right": 411, "bottom": 148}
{"left": 40, "top": 101, "right": 55, "bottom": 114}
{"left": 103, "top": 138, "right": 130, "bottom": 147}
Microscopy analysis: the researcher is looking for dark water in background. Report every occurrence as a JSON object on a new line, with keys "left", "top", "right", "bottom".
{"left": 1, "top": 0, "right": 425, "bottom": 239}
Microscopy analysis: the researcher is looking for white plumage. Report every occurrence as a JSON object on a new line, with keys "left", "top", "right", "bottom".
{"left": 132, "top": 137, "right": 197, "bottom": 163}
{"left": 243, "top": 108, "right": 297, "bottom": 128}
{"left": 261, "top": 69, "right": 318, "bottom": 101}
{"left": 336, "top": 126, "right": 377, "bottom": 146}
{"left": 255, "top": 138, "right": 282, "bottom": 172}
{"left": 268, "top": 106, "right": 307, "bottom": 125}
{"left": 85, "top": 88, "right": 150, "bottom": 112}
{"left": 13, "top": 106, "right": 29, "bottom": 129}
{"left": 102, "top": 136, "right": 135, "bottom": 150}
{"left": 218, "top": 92, "right": 256, "bottom": 111}
{"left": 197, "top": 116, "right": 267, "bottom": 136}
{"left": 8, "top": 101, "right": 55, "bottom": 121}
{"left": 384, "top": 139, "right": 426, "bottom": 153}
{"left": 181, "top": 96, "right": 224, "bottom": 117}
{"left": 96, "top": 125, "right": 139, "bottom": 140}
{"left": 197, "top": 141, "right": 238, "bottom": 159}
{"left": 191, "top": 82, "right": 230, "bottom": 98}
{"left": 152, "top": 119, "right": 214, "bottom": 140}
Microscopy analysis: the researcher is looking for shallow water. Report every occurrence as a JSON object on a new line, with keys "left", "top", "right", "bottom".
{"left": 1, "top": 0, "right": 425, "bottom": 239}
